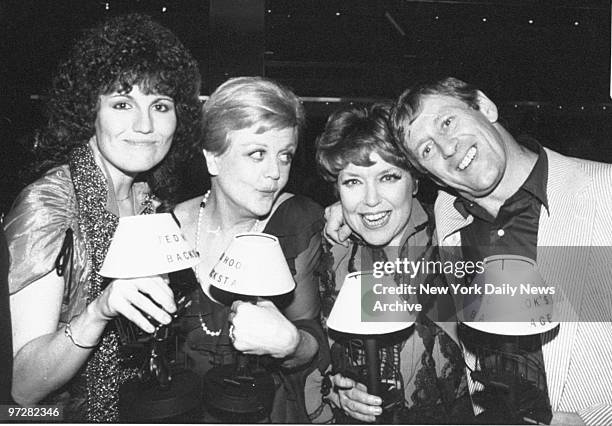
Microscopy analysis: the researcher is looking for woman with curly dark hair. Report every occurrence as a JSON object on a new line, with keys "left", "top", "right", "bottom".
{"left": 3, "top": 13, "right": 201, "bottom": 421}
{"left": 34, "top": 13, "right": 202, "bottom": 208}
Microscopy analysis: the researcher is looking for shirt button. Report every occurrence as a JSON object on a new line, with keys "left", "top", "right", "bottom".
{"left": 497, "top": 229, "right": 505, "bottom": 237}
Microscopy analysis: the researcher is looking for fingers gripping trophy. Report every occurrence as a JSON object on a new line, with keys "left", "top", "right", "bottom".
{"left": 99, "top": 214, "right": 201, "bottom": 421}
{"left": 201, "top": 232, "right": 297, "bottom": 420}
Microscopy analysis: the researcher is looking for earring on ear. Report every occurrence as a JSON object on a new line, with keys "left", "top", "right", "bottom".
{"left": 413, "top": 180, "right": 419, "bottom": 196}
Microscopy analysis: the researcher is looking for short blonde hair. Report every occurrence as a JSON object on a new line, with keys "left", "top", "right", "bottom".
{"left": 201, "top": 76, "right": 305, "bottom": 154}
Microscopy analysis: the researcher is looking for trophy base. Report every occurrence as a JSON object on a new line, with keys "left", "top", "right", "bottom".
{"left": 471, "top": 371, "right": 552, "bottom": 424}
{"left": 203, "top": 364, "right": 275, "bottom": 420}
{"left": 120, "top": 368, "right": 202, "bottom": 422}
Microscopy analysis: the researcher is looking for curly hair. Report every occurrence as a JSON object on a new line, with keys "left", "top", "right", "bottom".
{"left": 35, "top": 13, "right": 202, "bottom": 206}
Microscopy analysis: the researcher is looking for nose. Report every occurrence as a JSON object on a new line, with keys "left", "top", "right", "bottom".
{"left": 264, "top": 157, "right": 281, "bottom": 180}
{"left": 133, "top": 108, "right": 153, "bottom": 134}
{"left": 364, "top": 181, "right": 381, "bottom": 207}
{"left": 438, "top": 136, "right": 458, "bottom": 159}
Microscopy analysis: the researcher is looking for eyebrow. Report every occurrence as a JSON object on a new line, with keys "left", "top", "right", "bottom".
{"left": 338, "top": 170, "right": 360, "bottom": 178}
{"left": 109, "top": 93, "right": 174, "bottom": 102}
{"left": 237, "top": 141, "right": 297, "bottom": 152}
{"left": 237, "top": 141, "right": 267, "bottom": 148}
{"left": 378, "top": 166, "right": 401, "bottom": 174}
{"left": 412, "top": 138, "right": 431, "bottom": 153}
{"left": 409, "top": 130, "right": 431, "bottom": 151}
{"left": 407, "top": 112, "right": 439, "bottom": 142}
{"left": 148, "top": 95, "right": 174, "bottom": 103}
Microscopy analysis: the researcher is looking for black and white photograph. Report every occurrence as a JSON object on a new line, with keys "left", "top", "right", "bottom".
{"left": 1, "top": 1, "right": 611, "bottom": 424}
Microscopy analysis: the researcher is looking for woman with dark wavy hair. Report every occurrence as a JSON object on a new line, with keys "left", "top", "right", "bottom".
{"left": 3, "top": 13, "right": 201, "bottom": 421}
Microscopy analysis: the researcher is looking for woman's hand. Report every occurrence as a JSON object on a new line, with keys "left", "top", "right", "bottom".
{"left": 324, "top": 202, "right": 352, "bottom": 246}
{"left": 10, "top": 273, "right": 175, "bottom": 405}
{"left": 90, "top": 275, "right": 177, "bottom": 333}
{"left": 228, "top": 299, "right": 300, "bottom": 358}
{"left": 327, "top": 373, "right": 382, "bottom": 423}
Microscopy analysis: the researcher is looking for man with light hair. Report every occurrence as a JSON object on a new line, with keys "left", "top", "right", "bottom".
{"left": 326, "top": 77, "right": 612, "bottom": 425}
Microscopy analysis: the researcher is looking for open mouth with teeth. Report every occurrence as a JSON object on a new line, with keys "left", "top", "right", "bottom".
{"left": 458, "top": 146, "right": 477, "bottom": 170}
{"left": 360, "top": 211, "right": 391, "bottom": 229}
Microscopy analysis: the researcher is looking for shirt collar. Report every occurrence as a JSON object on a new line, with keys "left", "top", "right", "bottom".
{"left": 518, "top": 136, "right": 549, "bottom": 211}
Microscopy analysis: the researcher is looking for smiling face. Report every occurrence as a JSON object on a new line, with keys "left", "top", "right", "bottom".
{"left": 405, "top": 94, "right": 506, "bottom": 198}
{"left": 205, "top": 125, "right": 298, "bottom": 219}
{"left": 338, "top": 152, "right": 416, "bottom": 247}
{"left": 94, "top": 84, "right": 176, "bottom": 180}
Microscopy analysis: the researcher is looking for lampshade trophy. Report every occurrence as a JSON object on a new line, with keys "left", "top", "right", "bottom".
{"left": 99, "top": 213, "right": 201, "bottom": 421}
{"left": 201, "top": 232, "right": 296, "bottom": 421}
{"left": 455, "top": 255, "right": 558, "bottom": 424}
{"left": 326, "top": 271, "right": 416, "bottom": 423}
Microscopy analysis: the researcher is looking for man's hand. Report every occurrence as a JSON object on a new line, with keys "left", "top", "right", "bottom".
{"left": 324, "top": 201, "right": 351, "bottom": 246}
{"left": 326, "top": 373, "right": 382, "bottom": 423}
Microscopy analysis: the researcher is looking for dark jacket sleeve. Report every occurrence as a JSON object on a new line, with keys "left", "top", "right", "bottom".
{"left": 264, "top": 195, "right": 331, "bottom": 422}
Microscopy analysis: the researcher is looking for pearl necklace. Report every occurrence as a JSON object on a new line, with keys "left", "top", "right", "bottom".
{"left": 194, "top": 190, "right": 221, "bottom": 336}
{"left": 193, "top": 190, "right": 261, "bottom": 337}
{"left": 194, "top": 190, "right": 263, "bottom": 263}
{"left": 194, "top": 189, "right": 212, "bottom": 260}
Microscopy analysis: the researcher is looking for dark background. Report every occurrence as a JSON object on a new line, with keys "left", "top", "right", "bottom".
{"left": 1, "top": 0, "right": 611, "bottom": 213}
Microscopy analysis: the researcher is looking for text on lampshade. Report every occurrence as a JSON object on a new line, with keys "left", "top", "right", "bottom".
{"left": 216, "top": 252, "right": 242, "bottom": 270}
{"left": 166, "top": 249, "right": 198, "bottom": 263}
{"left": 158, "top": 233, "right": 188, "bottom": 244}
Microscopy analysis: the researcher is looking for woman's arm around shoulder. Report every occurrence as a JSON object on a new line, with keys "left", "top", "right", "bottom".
{"left": 268, "top": 195, "right": 326, "bottom": 370}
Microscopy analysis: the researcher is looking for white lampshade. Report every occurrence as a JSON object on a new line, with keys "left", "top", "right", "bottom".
{"left": 458, "top": 255, "right": 559, "bottom": 336}
{"left": 206, "top": 233, "right": 295, "bottom": 297}
{"left": 327, "top": 271, "right": 416, "bottom": 335}
{"left": 99, "top": 213, "right": 200, "bottom": 279}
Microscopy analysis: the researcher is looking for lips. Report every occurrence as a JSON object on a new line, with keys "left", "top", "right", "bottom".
{"left": 458, "top": 146, "right": 477, "bottom": 170}
{"left": 258, "top": 189, "right": 278, "bottom": 196}
{"left": 125, "top": 139, "right": 157, "bottom": 145}
{"left": 360, "top": 211, "right": 391, "bottom": 229}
